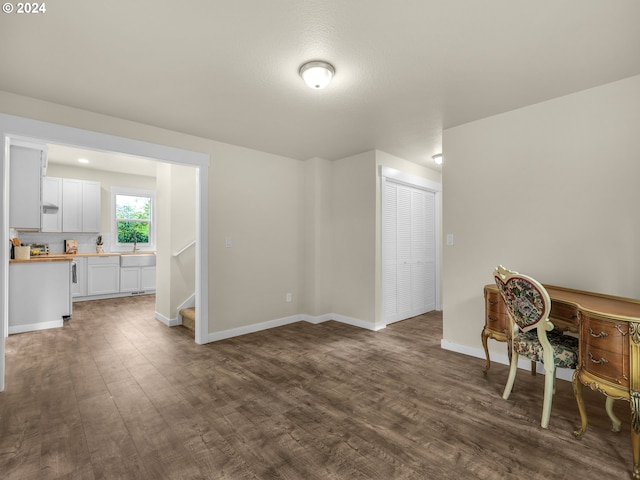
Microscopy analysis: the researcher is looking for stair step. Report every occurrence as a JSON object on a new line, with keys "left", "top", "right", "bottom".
{"left": 179, "top": 307, "right": 195, "bottom": 332}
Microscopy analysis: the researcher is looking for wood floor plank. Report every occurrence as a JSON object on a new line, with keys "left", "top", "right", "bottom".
{"left": 0, "top": 297, "right": 634, "bottom": 479}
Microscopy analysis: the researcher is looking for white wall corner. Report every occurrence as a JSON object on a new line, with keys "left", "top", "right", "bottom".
{"left": 155, "top": 311, "right": 181, "bottom": 327}
{"left": 301, "top": 313, "right": 333, "bottom": 324}
{"left": 206, "top": 314, "right": 304, "bottom": 343}
{"left": 332, "top": 313, "right": 384, "bottom": 332}
{"left": 201, "top": 311, "right": 385, "bottom": 344}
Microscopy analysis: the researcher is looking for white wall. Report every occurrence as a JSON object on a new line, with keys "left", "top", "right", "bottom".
{"left": 0, "top": 90, "right": 442, "bottom": 344}
{"left": 327, "top": 150, "right": 442, "bottom": 329}
{"left": 208, "top": 142, "right": 301, "bottom": 331}
{"left": 442, "top": 75, "right": 640, "bottom": 357}
{"left": 300, "top": 157, "right": 333, "bottom": 317}
{"left": 0, "top": 91, "right": 300, "bottom": 338}
{"left": 330, "top": 151, "right": 378, "bottom": 327}
{"left": 155, "top": 163, "right": 197, "bottom": 322}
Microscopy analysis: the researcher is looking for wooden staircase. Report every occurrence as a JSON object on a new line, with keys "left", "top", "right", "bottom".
{"left": 179, "top": 307, "right": 195, "bottom": 331}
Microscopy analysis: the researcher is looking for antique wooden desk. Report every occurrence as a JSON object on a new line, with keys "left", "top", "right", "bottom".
{"left": 482, "top": 283, "right": 640, "bottom": 479}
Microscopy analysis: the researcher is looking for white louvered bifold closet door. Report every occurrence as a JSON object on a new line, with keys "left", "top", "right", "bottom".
{"left": 382, "top": 180, "right": 436, "bottom": 324}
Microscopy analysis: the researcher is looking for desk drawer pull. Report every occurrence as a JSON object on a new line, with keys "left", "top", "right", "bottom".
{"left": 588, "top": 328, "right": 609, "bottom": 339}
{"left": 588, "top": 352, "right": 609, "bottom": 365}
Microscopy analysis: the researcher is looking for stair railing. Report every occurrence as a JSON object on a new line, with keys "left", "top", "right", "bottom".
{"left": 173, "top": 240, "right": 195, "bottom": 257}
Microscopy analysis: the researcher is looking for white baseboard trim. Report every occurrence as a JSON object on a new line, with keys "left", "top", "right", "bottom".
{"left": 155, "top": 311, "right": 181, "bottom": 327}
{"left": 203, "top": 312, "right": 380, "bottom": 343}
{"left": 301, "top": 313, "right": 333, "bottom": 324}
{"left": 331, "top": 313, "right": 383, "bottom": 331}
{"left": 9, "top": 320, "right": 63, "bottom": 335}
{"left": 206, "top": 314, "right": 301, "bottom": 343}
{"left": 440, "top": 339, "right": 573, "bottom": 382}
{"left": 73, "top": 291, "right": 155, "bottom": 302}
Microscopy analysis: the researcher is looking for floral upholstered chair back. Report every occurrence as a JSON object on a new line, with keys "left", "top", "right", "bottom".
{"left": 493, "top": 265, "right": 553, "bottom": 335}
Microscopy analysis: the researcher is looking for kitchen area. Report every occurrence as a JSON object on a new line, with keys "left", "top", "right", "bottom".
{"left": 8, "top": 140, "right": 157, "bottom": 335}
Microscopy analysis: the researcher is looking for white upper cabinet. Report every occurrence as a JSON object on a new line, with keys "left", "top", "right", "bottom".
{"left": 81, "top": 181, "right": 101, "bottom": 233}
{"left": 61, "top": 178, "right": 101, "bottom": 233}
{"left": 9, "top": 144, "right": 47, "bottom": 230}
{"left": 62, "top": 178, "right": 83, "bottom": 232}
{"left": 41, "top": 176, "right": 63, "bottom": 232}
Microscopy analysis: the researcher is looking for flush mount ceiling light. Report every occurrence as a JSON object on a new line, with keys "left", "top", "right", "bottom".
{"left": 432, "top": 154, "right": 443, "bottom": 165}
{"left": 299, "top": 61, "right": 335, "bottom": 89}
{"left": 78, "top": 158, "right": 90, "bottom": 164}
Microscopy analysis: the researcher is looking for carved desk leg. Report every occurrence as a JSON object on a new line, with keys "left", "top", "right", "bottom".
{"left": 481, "top": 327, "right": 491, "bottom": 375}
{"left": 573, "top": 369, "right": 588, "bottom": 438}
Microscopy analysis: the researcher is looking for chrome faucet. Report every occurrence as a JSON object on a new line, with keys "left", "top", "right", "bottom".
{"left": 133, "top": 230, "right": 138, "bottom": 252}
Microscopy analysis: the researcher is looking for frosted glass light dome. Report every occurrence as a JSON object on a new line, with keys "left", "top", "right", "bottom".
{"left": 299, "top": 61, "right": 335, "bottom": 89}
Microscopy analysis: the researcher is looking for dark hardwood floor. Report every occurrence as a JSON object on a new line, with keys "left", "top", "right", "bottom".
{"left": 0, "top": 295, "right": 633, "bottom": 479}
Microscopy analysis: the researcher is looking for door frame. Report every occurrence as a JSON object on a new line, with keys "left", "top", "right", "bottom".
{"left": 0, "top": 113, "right": 210, "bottom": 392}
{"left": 379, "top": 166, "right": 442, "bottom": 326}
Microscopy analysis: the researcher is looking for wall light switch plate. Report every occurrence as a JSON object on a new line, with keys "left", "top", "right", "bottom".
{"left": 225, "top": 236, "right": 232, "bottom": 248}
{"left": 446, "top": 234, "right": 454, "bottom": 246}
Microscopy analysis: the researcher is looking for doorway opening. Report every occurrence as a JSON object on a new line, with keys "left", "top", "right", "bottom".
{"left": 380, "top": 166, "right": 442, "bottom": 326}
{"left": 0, "top": 112, "right": 210, "bottom": 392}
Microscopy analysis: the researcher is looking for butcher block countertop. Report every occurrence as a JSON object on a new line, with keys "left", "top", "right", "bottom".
{"left": 9, "top": 252, "right": 155, "bottom": 263}
{"left": 10, "top": 256, "right": 74, "bottom": 263}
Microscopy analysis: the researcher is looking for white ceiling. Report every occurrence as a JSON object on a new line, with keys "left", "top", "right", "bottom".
{"left": 46, "top": 144, "right": 159, "bottom": 177}
{"left": 1, "top": 1, "right": 639, "bottom": 171}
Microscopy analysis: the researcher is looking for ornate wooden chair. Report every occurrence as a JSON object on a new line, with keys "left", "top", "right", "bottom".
{"left": 494, "top": 265, "right": 579, "bottom": 428}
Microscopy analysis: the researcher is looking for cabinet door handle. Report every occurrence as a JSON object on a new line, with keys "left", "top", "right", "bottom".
{"left": 588, "top": 352, "right": 609, "bottom": 365}
{"left": 588, "top": 328, "right": 608, "bottom": 339}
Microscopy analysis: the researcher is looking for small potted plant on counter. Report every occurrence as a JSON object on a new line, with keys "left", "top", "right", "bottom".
{"left": 96, "top": 234, "right": 104, "bottom": 254}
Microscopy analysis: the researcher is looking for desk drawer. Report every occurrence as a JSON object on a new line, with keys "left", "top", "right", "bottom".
{"left": 485, "top": 289, "right": 510, "bottom": 335}
{"left": 550, "top": 301, "right": 579, "bottom": 332}
{"left": 581, "top": 316, "right": 628, "bottom": 353}
{"left": 582, "top": 346, "right": 628, "bottom": 387}
{"left": 580, "top": 315, "right": 629, "bottom": 387}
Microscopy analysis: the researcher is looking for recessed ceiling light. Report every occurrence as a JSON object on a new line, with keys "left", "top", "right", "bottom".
{"left": 78, "top": 158, "right": 89, "bottom": 164}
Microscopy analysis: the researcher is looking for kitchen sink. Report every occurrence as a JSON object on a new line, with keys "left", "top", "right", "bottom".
{"left": 120, "top": 253, "right": 156, "bottom": 267}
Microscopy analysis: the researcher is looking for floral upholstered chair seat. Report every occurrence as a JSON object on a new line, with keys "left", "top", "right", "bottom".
{"left": 512, "top": 330, "right": 578, "bottom": 369}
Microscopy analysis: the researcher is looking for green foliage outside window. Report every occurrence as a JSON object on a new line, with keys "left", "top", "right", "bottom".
{"left": 116, "top": 194, "right": 151, "bottom": 243}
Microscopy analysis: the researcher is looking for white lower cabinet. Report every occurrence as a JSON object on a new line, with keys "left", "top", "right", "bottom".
{"left": 87, "top": 256, "right": 120, "bottom": 296}
{"left": 9, "top": 260, "right": 71, "bottom": 334}
{"left": 120, "top": 266, "right": 156, "bottom": 293}
{"left": 71, "top": 257, "right": 88, "bottom": 298}
{"left": 141, "top": 266, "right": 156, "bottom": 291}
{"left": 74, "top": 255, "right": 155, "bottom": 301}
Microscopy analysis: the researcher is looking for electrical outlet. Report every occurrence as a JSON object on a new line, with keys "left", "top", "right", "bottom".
{"left": 286, "top": 293, "right": 292, "bottom": 302}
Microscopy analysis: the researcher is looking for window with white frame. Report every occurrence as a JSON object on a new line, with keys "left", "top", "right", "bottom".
{"left": 112, "top": 188, "right": 155, "bottom": 249}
